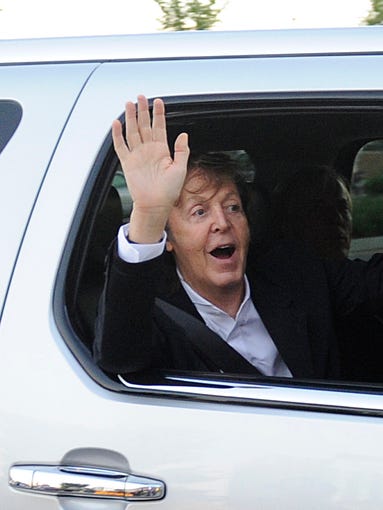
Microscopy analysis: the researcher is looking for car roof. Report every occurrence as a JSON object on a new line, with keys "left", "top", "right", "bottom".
{"left": 1, "top": 26, "right": 383, "bottom": 65}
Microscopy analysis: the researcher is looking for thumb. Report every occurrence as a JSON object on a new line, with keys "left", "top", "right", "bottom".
{"left": 112, "top": 119, "right": 128, "bottom": 159}
{"left": 173, "top": 132, "right": 190, "bottom": 169}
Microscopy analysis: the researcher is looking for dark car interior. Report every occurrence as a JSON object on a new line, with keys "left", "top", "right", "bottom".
{"left": 62, "top": 93, "right": 383, "bottom": 386}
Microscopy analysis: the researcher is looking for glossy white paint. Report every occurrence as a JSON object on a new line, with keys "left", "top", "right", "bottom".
{"left": 1, "top": 26, "right": 383, "bottom": 64}
{"left": 2, "top": 28, "right": 383, "bottom": 509}
{"left": 0, "top": 63, "right": 98, "bottom": 310}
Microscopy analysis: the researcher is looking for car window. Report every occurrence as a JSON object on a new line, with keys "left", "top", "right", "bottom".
{"left": 0, "top": 100, "right": 22, "bottom": 154}
{"left": 59, "top": 93, "right": 383, "bottom": 395}
{"left": 349, "top": 140, "right": 383, "bottom": 260}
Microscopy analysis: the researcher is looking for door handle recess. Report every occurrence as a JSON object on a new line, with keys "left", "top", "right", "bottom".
{"left": 9, "top": 464, "right": 165, "bottom": 501}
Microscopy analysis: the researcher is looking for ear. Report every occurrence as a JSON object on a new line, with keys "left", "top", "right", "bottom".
{"left": 166, "top": 240, "right": 174, "bottom": 252}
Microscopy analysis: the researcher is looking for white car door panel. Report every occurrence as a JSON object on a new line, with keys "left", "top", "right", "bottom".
{"left": 0, "top": 63, "right": 98, "bottom": 310}
{"left": 2, "top": 46, "right": 383, "bottom": 509}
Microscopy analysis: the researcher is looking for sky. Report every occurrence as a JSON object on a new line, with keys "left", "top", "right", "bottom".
{"left": 0, "top": 0, "right": 373, "bottom": 39}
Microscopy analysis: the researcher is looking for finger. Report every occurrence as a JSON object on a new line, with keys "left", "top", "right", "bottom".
{"left": 125, "top": 101, "right": 141, "bottom": 150}
{"left": 152, "top": 98, "right": 167, "bottom": 143}
{"left": 137, "top": 95, "right": 152, "bottom": 143}
{"left": 112, "top": 119, "right": 129, "bottom": 159}
{"left": 173, "top": 132, "right": 190, "bottom": 170}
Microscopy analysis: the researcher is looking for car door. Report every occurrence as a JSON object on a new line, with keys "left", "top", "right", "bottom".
{"left": 3, "top": 50, "right": 383, "bottom": 510}
{"left": 0, "top": 62, "right": 98, "bottom": 311}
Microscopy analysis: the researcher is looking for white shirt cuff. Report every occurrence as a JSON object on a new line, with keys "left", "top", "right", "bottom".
{"left": 117, "top": 223, "right": 167, "bottom": 263}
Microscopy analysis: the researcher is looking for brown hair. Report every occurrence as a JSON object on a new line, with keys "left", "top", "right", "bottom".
{"left": 271, "top": 165, "right": 352, "bottom": 259}
{"left": 176, "top": 152, "right": 249, "bottom": 207}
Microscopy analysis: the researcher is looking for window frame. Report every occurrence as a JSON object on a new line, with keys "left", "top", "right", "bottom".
{"left": 54, "top": 91, "right": 383, "bottom": 416}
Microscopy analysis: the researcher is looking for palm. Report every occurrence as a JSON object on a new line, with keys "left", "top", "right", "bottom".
{"left": 112, "top": 96, "right": 189, "bottom": 212}
{"left": 122, "top": 139, "right": 185, "bottom": 209}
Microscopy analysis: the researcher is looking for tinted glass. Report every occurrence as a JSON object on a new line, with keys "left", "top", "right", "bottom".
{"left": 350, "top": 140, "right": 383, "bottom": 260}
{"left": 0, "top": 100, "right": 22, "bottom": 154}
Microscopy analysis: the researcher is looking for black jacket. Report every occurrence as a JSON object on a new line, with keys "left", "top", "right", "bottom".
{"left": 93, "top": 240, "right": 383, "bottom": 379}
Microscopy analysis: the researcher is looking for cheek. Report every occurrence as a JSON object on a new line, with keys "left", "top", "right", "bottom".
{"left": 170, "top": 233, "right": 207, "bottom": 259}
{"left": 182, "top": 240, "right": 206, "bottom": 256}
{"left": 236, "top": 219, "right": 250, "bottom": 245}
{"left": 175, "top": 226, "right": 209, "bottom": 250}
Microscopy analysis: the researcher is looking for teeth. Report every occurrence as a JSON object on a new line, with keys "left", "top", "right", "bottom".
{"left": 213, "top": 244, "right": 232, "bottom": 251}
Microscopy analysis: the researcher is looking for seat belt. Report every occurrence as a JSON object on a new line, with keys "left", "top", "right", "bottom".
{"left": 155, "top": 298, "right": 261, "bottom": 376}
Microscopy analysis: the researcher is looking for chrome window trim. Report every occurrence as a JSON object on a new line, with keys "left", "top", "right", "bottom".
{"left": 118, "top": 373, "right": 383, "bottom": 417}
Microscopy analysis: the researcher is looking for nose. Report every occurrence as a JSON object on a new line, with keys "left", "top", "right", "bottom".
{"left": 210, "top": 206, "right": 230, "bottom": 232}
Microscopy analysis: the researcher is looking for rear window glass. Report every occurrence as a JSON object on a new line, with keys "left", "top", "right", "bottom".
{"left": 0, "top": 100, "right": 22, "bottom": 154}
{"left": 350, "top": 140, "right": 383, "bottom": 260}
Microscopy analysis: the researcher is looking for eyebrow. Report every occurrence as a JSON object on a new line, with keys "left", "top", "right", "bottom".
{"left": 185, "top": 191, "right": 239, "bottom": 204}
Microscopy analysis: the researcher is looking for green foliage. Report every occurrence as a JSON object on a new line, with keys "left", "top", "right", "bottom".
{"left": 364, "top": 174, "right": 383, "bottom": 194}
{"left": 187, "top": 0, "right": 222, "bottom": 30}
{"left": 154, "top": 0, "right": 223, "bottom": 31}
{"left": 364, "top": 0, "right": 383, "bottom": 25}
{"left": 352, "top": 195, "right": 383, "bottom": 237}
{"left": 155, "top": 0, "right": 185, "bottom": 30}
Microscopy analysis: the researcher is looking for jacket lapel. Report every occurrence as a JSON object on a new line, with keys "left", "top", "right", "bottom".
{"left": 250, "top": 271, "right": 315, "bottom": 378}
{"left": 165, "top": 285, "right": 204, "bottom": 321}
{"left": 158, "top": 256, "right": 204, "bottom": 321}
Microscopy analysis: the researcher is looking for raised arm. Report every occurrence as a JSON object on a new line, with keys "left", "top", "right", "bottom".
{"left": 112, "top": 95, "right": 190, "bottom": 243}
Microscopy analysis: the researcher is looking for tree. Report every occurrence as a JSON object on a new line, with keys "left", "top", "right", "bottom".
{"left": 364, "top": 0, "right": 383, "bottom": 25}
{"left": 154, "top": 0, "right": 223, "bottom": 31}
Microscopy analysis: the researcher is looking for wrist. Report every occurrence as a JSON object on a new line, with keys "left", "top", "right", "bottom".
{"left": 128, "top": 207, "right": 168, "bottom": 244}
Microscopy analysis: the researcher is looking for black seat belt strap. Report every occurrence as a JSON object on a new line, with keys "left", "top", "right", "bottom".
{"left": 156, "top": 298, "right": 261, "bottom": 375}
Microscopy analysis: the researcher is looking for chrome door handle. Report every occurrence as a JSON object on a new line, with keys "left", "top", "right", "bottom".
{"left": 9, "top": 464, "right": 165, "bottom": 501}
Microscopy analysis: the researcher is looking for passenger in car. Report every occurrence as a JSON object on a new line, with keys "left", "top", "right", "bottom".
{"left": 260, "top": 166, "right": 383, "bottom": 382}
{"left": 93, "top": 95, "right": 383, "bottom": 380}
{"left": 269, "top": 165, "right": 352, "bottom": 260}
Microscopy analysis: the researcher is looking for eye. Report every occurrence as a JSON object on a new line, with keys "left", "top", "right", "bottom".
{"left": 192, "top": 208, "right": 206, "bottom": 217}
{"left": 227, "top": 204, "right": 241, "bottom": 213}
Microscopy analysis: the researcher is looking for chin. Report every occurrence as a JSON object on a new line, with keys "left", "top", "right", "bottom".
{"left": 212, "top": 274, "right": 244, "bottom": 290}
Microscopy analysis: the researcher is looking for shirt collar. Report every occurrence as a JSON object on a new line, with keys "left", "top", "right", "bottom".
{"left": 176, "top": 267, "right": 251, "bottom": 316}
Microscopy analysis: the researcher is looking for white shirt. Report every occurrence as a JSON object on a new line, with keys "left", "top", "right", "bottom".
{"left": 117, "top": 224, "right": 292, "bottom": 377}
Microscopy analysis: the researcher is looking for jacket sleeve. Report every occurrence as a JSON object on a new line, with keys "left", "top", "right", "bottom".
{"left": 93, "top": 241, "right": 169, "bottom": 373}
{"left": 324, "top": 253, "right": 383, "bottom": 317}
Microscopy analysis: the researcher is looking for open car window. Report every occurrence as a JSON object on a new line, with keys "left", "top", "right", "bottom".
{"left": 56, "top": 93, "right": 383, "bottom": 409}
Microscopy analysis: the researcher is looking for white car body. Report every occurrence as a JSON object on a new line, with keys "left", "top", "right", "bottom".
{"left": 2, "top": 27, "right": 383, "bottom": 509}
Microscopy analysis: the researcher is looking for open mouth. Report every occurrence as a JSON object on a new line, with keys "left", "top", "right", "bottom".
{"left": 209, "top": 245, "right": 236, "bottom": 259}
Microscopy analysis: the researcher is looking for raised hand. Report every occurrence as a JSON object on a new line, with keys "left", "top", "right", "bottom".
{"left": 112, "top": 95, "right": 190, "bottom": 243}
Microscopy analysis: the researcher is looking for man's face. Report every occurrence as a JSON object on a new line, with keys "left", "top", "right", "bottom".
{"left": 166, "top": 171, "right": 250, "bottom": 301}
